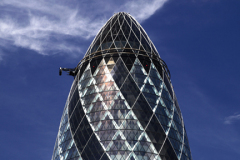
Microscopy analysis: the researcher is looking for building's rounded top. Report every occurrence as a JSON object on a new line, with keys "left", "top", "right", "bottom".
{"left": 82, "top": 12, "right": 160, "bottom": 60}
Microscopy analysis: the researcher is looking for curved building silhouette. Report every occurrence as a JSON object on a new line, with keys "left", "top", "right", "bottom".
{"left": 52, "top": 12, "right": 192, "bottom": 160}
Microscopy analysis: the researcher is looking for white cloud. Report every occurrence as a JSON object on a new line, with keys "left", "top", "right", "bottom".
{"left": 120, "top": 0, "right": 168, "bottom": 22}
{"left": 0, "top": 0, "right": 168, "bottom": 57}
{"left": 224, "top": 114, "right": 240, "bottom": 124}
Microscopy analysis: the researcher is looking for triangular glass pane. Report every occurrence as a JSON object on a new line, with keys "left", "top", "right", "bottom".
{"left": 131, "top": 22, "right": 140, "bottom": 41}
{"left": 94, "top": 74, "right": 112, "bottom": 84}
{"left": 161, "top": 95, "right": 173, "bottom": 113}
{"left": 139, "top": 132, "right": 151, "bottom": 142}
{"left": 110, "top": 42, "right": 116, "bottom": 49}
{"left": 101, "top": 141, "right": 112, "bottom": 149}
{"left": 155, "top": 114, "right": 171, "bottom": 133}
{"left": 141, "top": 35, "right": 151, "bottom": 52}
{"left": 120, "top": 119, "right": 143, "bottom": 130}
{"left": 111, "top": 58, "right": 129, "bottom": 88}
{"left": 168, "top": 137, "right": 182, "bottom": 158}
{"left": 118, "top": 13, "right": 124, "bottom": 26}
{"left": 100, "top": 26, "right": 111, "bottom": 45}
{"left": 111, "top": 15, "right": 119, "bottom": 29}
{"left": 131, "top": 94, "right": 153, "bottom": 127}
{"left": 111, "top": 20, "right": 121, "bottom": 39}
{"left": 100, "top": 91, "right": 118, "bottom": 101}
{"left": 120, "top": 75, "right": 140, "bottom": 107}
{"left": 122, "top": 56, "right": 135, "bottom": 71}
{"left": 125, "top": 110, "right": 137, "bottom": 120}
{"left": 110, "top": 100, "right": 129, "bottom": 110}
{"left": 124, "top": 14, "right": 132, "bottom": 27}
{"left": 141, "top": 79, "right": 158, "bottom": 96}
{"left": 109, "top": 109, "right": 129, "bottom": 120}
{"left": 90, "top": 38, "right": 101, "bottom": 54}
{"left": 141, "top": 92, "right": 158, "bottom": 109}
{"left": 121, "top": 20, "right": 131, "bottom": 38}
{"left": 96, "top": 66, "right": 110, "bottom": 76}
{"left": 97, "top": 130, "right": 118, "bottom": 141}
{"left": 90, "top": 102, "right": 105, "bottom": 113}
{"left": 101, "top": 42, "right": 112, "bottom": 50}
{"left": 114, "top": 92, "right": 125, "bottom": 100}
{"left": 79, "top": 66, "right": 91, "bottom": 81}
{"left": 130, "top": 61, "right": 147, "bottom": 88}
{"left": 103, "top": 82, "right": 118, "bottom": 92}
{"left": 102, "top": 29, "right": 112, "bottom": 44}
{"left": 107, "top": 65, "right": 115, "bottom": 72}
{"left": 139, "top": 27, "right": 149, "bottom": 43}
{"left": 173, "top": 108, "right": 182, "bottom": 127}
{"left": 149, "top": 63, "right": 162, "bottom": 81}
{"left": 107, "top": 57, "right": 115, "bottom": 65}
{"left": 98, "top": 120, "right": 117, "bottom": 131}
{"left": 128, "top": 31, "right": 139, "bottom": 48}
{"left": 112, "top": 130, "right": 125, "bottom": 140}
{"left": 90, "top": 57, "right": 103, "bottom": 75}
{"left": 124, "top": 42, "right": 131, "bottom": 49}
{"left": 98, "top": 58, "right": 106, "bottom": 66}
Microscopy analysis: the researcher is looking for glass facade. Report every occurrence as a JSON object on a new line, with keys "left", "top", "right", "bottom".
{"left": 52, "top": 12, "right": 192, "bottom": 160}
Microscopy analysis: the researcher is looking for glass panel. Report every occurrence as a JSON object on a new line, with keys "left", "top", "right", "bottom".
{"left": 142, "top": 92, "right": 159, "bottom": 109}
{"left": 169, "top": 137, "right": 182, "bottom": 158}
{"left": 164, "top": 72, "right": 173, "bottom": 99}
{"left": 132, "top": 93, "right": 153, "bottom": 128}
{"left": 90, "top": 57, "right": 103, "bottom": 75}
{"left": 120, "top": 75, "right": 140, "bottom": 107}
{"left": 111, "top": 58, "right": 129, "bottom": 88}
{"left": 84, "top": 134, "right": 105, "bottom": 160}
{"left": 121, "top": 20, "right": 131, "bottom": 38}
{"left": 121, "top": 54, "right": 136, "bottom": 71}
{"left": 145, "top": 115, "right": 166, "bottom": 152}
{"left": 149, "top": 63, "right": 163, "bottom": 92}
{"left": 70, "top": 102, "right": 85, "bottom": 134}
{"left": 68, "top": 88, "right": 80, "bottom": 117}
{"left": 99, "top": 153, "right": 110, "bottom": 160}
{"left": 109, "top": 100, "right": 128, "bottom": 110}
{"left": 160, "top": 138, "right": 178, "bottom": 160}
{"left": 109, "top": 109, "right": 129, "bottom": 120}
{"left": 73, "top": 116, "right": 93, "bottom": 153}
{"left": 173, "top": 109, "right": 183, "bottom": 135}
{"left": 141, "top": 35, "right": 151, "bottom": 52}
{"left": 131, "top": 21, "right": 140, "bottom": 40}
{"left": 95, "top": 130, "right": 118, "bottom": 141}
{"left": 125, "top": 14, "right": 132, "bottom": 26}
{"left": 152, "top": 59, "right": 163, "bottom": 78}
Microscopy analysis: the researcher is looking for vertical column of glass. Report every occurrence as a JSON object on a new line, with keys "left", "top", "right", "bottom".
{"left": 52, "top": 77, "right": 82, "bottom": 160}
{"left": 112, "top": 57, "right": 162, "bottom": 160}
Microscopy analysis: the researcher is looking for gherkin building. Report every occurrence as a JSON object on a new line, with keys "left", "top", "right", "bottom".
{"left": 52, "top": 12, "right": 192, "bottom": 160}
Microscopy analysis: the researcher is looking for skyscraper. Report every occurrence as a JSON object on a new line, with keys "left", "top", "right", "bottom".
{"left": 52, "top": 12, "right": 192, "bottom": 160}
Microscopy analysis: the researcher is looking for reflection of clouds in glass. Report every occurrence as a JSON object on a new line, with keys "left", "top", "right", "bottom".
{"left": 224, "top": 114, "right": 240, "bottom": 124}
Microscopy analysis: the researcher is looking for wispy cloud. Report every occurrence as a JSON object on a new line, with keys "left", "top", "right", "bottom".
{"left": 120, "top": 0, "right": 168, "bottom": 21}
{"left": 224, "top": 114, "right": 240, "bottom": 124}
{"left": 0, "top": 0, "right": 168, "bottom": 57}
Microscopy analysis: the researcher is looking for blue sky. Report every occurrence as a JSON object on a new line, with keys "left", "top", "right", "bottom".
{"left": 0, "top": 0, "right": 240, "bottom": 160}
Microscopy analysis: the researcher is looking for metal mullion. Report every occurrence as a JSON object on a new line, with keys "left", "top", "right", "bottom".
{"left": 122, "top": 16, "right": 132, "bottom": 41}
{"left": 64, "top": 82, "right": 83, "bottom": 160}
{"left": 128, "top": 26, "right": 141, "bottom": 49}
{"left": 140, "top": 34, "right": 150, "bottom": 53}
{"left": 79, "top": 132, "right": 94, "bottom": 154}
{"left": 120, "top": 57, "right": 164, "bottom": 155}
{"left": 69, "top": 100, "right": 81, "bottom": 119}
{"left": 158, "top": 106, "right": 180, "bottom": 159}
{"left": 82, "top": 15, "right": 112, "bottom": 58}
{"left": 118, "top": 57, "right": 131, "bottom": 90}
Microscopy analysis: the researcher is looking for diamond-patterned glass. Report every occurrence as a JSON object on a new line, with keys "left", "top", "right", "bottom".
{"left": 52, "top": 12, "right": 192, "bottom": 160}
